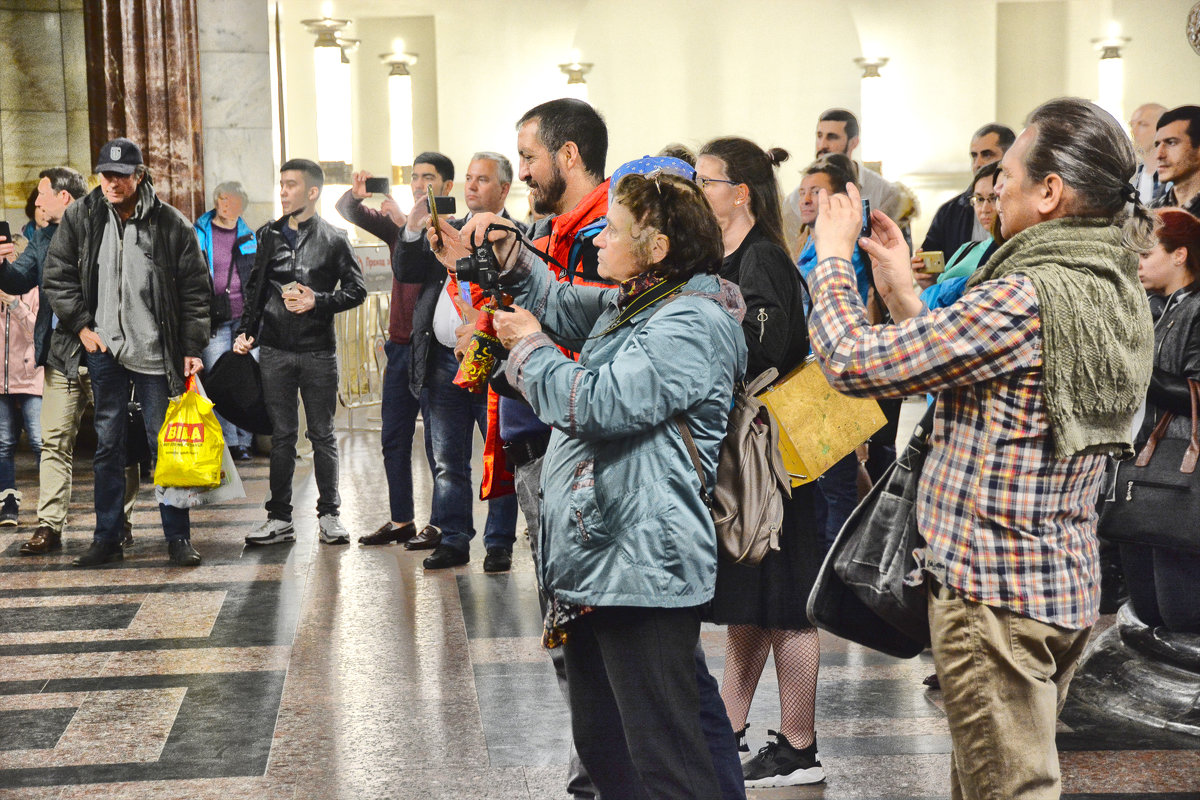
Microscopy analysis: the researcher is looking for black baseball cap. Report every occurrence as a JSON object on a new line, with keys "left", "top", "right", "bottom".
{"left": 95, "top": 138, "right": 143, "bottom": 175}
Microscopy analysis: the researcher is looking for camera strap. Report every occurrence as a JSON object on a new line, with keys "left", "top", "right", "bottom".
{"left": 586, "top": 276, "right": 689, "bottom": 340}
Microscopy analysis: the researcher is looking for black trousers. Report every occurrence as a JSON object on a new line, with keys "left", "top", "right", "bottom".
{"left": 563, "top": 605, "right": 721, "bottom": 800}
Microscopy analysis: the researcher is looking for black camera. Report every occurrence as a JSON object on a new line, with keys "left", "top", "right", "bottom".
{"left": 456, "top": 245, "right": 501, "bottom": 291}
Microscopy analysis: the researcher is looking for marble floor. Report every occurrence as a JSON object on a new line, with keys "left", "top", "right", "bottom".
{"left": 0, "top": 424, "right": 1197, "bottom": 799}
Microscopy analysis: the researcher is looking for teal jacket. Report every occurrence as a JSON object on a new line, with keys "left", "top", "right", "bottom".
{"left": 503, "top": 249, "right": 747, "bottom": 608}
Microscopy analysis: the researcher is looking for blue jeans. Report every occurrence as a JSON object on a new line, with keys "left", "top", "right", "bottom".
{"left": 260, "top": 345, "right": 340, "bottom": 521}
{"left": 424, "top": 344, "right": 517, "bottom": 554}
{"left": 201, "top": 320, "right": 254, "bottom": 448}
{"left": 814, "top": 451, "right": 859, "bottom": 552}
{"left": 85, "top": 351, "right": 189, "bottom": 543}
{"left": 0, "top": 393, "right": 41, "bottom": 491}
{"left": 381, "top": 341, "right": 436, "bottom": 524}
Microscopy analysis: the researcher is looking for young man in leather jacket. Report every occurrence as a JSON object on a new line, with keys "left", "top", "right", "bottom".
{"left": 234, "top": 159, "right": 366, "bottom": 546}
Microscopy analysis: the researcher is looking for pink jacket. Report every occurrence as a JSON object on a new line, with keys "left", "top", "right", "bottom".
{"left": 1, "top": 288, "right": 44, "bottom": 396}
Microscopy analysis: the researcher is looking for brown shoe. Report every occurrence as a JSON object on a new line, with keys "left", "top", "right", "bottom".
{"left": 19, "top": 526, "right": 62, "bottom": 555}
{"left": 359, "top": 521, "right": 417, "bottom": 546}
{"left": 403, "top": 524, "right": 442, "bottom": 551}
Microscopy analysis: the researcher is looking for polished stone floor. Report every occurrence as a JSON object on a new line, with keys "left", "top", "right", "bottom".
{"left": 1, "top": 423, "right": 1198, "bottom": 799}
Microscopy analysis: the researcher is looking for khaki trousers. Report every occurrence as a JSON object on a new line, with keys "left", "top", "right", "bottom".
{"left": 928, "top": 580, "right": 1091, "bottom": 800}
{"left": 38, "top": 367, "right": 138, "bottom": 534}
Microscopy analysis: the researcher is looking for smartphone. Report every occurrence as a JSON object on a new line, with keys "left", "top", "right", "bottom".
{"left": 859, "top": 199, "right": 872, "bottom": 238}
{"left": 427, "top": 194, "right": 456, "bottom": 230}
{"left": 0, "top": 221, "right": 9, "bottom": 243}
{"left": 364, "top": 177, "right": 389, "bottom": 194}
{"left": 919, "top": 251, "right": 946, "bottom": 274}
{"left": 281, "top": 280, "right": 299, "bottom": 294}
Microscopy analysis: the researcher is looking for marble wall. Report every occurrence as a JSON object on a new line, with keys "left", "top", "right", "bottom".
{"left": 0, "top": 0, "right": 88, "bottom": 232}
{"left": 196, "top": 0, "right": 275, "bottom": 228}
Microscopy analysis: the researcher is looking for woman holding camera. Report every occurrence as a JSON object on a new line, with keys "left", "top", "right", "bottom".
{"left": 697, "top": 137, "right": 825, "bottom": 788}
{"left": 434, "top": 171, "right": 745, "bottom": 799}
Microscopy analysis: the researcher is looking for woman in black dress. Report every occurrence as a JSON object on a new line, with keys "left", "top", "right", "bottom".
{"left": 697, "top": 137, "right": 825, "bottom": 789}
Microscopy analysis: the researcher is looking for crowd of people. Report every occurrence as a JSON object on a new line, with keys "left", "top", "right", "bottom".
{"left": 1, "top": 93, "right": 1198, "bottom": 798}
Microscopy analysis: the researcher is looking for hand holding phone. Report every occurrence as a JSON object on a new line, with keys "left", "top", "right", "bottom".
{"left": 281, "top": 280, "right": 299, "bottom": 295}
{"left": 0, "top": 221, "right": 10, "bottom": 243}
{"left": 364, "top": 177, "right": 390, "bottom": 194}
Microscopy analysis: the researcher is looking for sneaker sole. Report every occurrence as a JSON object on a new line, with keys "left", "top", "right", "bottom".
{"left": 319, "top": 536, "right": 350, "bottom": 545}
{"left": 245, "top": 532, "right": 296, "bottom": 546}
{"left": 744, "top": 766, "right": 825, "bottom": 788}
{"left": 0, "top": 519, "right": 17, "bottom": 526}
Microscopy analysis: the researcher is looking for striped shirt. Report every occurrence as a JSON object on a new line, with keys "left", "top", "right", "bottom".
{"left": 808, "top": 257, "right": 1103, "bottom": 630}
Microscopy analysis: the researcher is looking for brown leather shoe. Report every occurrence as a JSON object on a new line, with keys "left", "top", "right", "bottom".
{"left": 359, "top": 521, "right": 417, "bottom": 546}
{"left": 403, "top": 524, "right": 442, "bottom": 551}
{"left": 19, "top": 526, "right": 62, "bottom": 555}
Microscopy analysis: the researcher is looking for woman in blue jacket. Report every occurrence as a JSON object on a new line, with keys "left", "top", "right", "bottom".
{"left": 442, "top": 172, "right": 746, "bottom": 799}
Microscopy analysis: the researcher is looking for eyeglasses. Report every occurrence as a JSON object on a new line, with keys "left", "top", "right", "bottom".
{"left": 969, "top": 194, "right": 998, "bottom": 207}
{"left": 696, "top": 176, "right": 740, "bottom": 189}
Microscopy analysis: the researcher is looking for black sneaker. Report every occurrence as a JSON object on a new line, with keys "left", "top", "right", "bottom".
{"left": 742, "top": 731, "right": 824, "bottom": 788}
{"left": 736, "top": 725, "right": 751, "bottom": 763}
{"left": 0, "top": 494, "right": 18, "bottom": 526}
{"left": 482, "top": 547, "right": 512, "bottom": 573}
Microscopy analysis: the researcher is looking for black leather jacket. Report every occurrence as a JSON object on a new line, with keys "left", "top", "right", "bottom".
{"left": 237, "top": 214, "right": 366, "bottom": 352}
{"left": 1140, "top": 289, "right": 1200, "bottom": 446}
{"left": 43, "top": 183, "right": 211, "bottom": 395}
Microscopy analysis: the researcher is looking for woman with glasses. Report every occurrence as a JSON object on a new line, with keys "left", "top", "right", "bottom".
{"left": 697, "top": 137, "right": 825, "bottom": 789}
{"left": 918, "top": 162, "right": 1003, "bottom": 309}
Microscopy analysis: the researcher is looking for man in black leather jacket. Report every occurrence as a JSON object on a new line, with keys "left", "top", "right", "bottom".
{"left": 43, "top": 138, "right": 211, "bottom": 568}
{"left": 234, "top": 159, "right": 366, "bottom": 546}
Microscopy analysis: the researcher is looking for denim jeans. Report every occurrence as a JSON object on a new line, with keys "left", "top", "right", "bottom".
{"left": 260, "top": 345, "right": 340, "bottom": 521}
{"left": 381, "top": 340, "right": 436, "bottom": 524}
{"left": 0, "top": 393, "right": 41, "bottom": 491}
{"left": 814, "top": 451, "right": 859, "bottom": 552}
{"left": 201, "top": 320, "right": 253, "bottom": 448}
{"left": 85, "top": 351, "right": 189, "bottom": 543}
{"left": 425, "top": 344, "right": 517, "bottom": 555}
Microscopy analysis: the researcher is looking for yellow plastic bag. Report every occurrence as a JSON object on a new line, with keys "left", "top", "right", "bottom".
{"left": 154, "top": 376, "right": 224, "bottom": 489}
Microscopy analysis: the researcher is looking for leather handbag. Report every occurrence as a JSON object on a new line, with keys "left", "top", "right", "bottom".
{"left": 1098, "top": 378, "right": 1200, "bottom": 554}
{"left": 757, "top": 355, "right": 886, "bottom": 487}
{"left": 807, "top": 402, "right": 935, "bottom": 658}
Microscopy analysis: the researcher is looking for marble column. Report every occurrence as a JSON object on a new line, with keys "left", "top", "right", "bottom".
{"left": 82, "top": 0, "right": 205, "bottom": 219}
{"left": 196, "top": 0, "right": 274, "bottom": 229}
{"left": 0, "top": 0, "right": 88, "bottom": 231}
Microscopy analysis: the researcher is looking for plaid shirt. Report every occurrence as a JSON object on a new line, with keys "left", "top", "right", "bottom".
{"left": 809, "top": 257, "right": 1103, "bottom": 629}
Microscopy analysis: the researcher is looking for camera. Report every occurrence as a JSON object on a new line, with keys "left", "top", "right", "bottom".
{"left": 456, "top": 245, "right": 501, "bottom": 291}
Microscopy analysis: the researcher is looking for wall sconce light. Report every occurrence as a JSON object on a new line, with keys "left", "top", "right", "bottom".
{"left": 302, "top": 6, "right": 354, "bottom": 184}
{"left": 381, "top": 39, "right": 418, "bottom": 188}
{"left": 853, "top": 56, "right": 889, "bottom": 173}
{"left": 558, "top": 49, "right": 593, "bottom": 102}
{"left": 1092, "top": 35, "right": 1130, "bottom": 124}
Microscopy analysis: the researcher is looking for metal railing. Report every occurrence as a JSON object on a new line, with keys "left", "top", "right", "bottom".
{"left": 334, "top": 290, "right": 390, "bottom": 430}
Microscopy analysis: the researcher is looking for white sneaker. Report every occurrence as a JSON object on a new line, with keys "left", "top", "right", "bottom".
{"left": 245, "top": 518, "right": 295, "bottom": 545}
{"left": 318, "top": 515, "right": 350, "bottom": 545}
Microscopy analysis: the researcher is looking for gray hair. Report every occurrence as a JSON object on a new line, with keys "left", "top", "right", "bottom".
{"left": 469, "top": 151, "right": 513, "bottom": 184}
{"left": 212, "top": 180, "right": 249, "bottom": 210}
{"left": 1024, "top": 97, "right": 1155, "bottom": 251}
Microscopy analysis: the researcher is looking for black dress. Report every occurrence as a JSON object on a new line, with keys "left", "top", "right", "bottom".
{"left": 707, "top": 225, "right": 823, "bottom": 630}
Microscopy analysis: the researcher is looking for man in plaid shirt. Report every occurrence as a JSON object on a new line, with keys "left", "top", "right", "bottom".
{"left": 808, "top": 98, "right": 1155, "bottom": 800}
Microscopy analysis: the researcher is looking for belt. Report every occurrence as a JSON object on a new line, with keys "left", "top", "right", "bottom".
{"left": 503, "top": 431, "right": 551, "bottom": 469}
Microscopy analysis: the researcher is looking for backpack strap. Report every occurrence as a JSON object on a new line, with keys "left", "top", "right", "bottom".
{"left": 673, "top": 418, "right": 712, "bottom": 509}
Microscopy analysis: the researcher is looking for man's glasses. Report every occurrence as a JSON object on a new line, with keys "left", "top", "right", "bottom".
{"left": 696, "top": 176, "right": 740, "bottom": 189}
{"left": 969, "top": 194, "right": 998, "bottom": 207}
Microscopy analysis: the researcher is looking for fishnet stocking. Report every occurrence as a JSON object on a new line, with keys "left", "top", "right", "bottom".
{"left": 719, "top": 625, "right": 820, "bottom": 749}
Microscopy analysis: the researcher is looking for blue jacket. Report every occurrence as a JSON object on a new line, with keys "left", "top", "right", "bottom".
{"left": 503, "top": 249, "right": 747, "bottom": 607}
{"left": 194, "top": 210, "right": 256, "bottom": 274}
{"left": 796, "top": 237, "right": 871, "bottom": 305}
{"left": 0, "top": 223, "right": 55, "bottom": 366}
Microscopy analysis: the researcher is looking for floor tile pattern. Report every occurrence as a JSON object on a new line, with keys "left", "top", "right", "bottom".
{"left": 0, "top": 425, "right": 1196, "bottom": 798}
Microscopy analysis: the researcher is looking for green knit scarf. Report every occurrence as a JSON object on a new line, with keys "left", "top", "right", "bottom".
{"left": 966, "top": 217, "right": 1153, "bottom": 459}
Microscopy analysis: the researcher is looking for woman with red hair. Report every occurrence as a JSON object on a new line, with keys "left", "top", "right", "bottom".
{"left": 1124, "top": 208, "right": 1200, "bottom": 632}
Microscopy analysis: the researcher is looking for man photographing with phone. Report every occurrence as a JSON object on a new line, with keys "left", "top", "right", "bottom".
{"left": 234, "top": 158, "right": 366, "bottom": 547}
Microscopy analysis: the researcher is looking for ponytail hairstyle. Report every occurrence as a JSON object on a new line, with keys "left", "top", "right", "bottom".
{"left": 1023, "top": 97, "right": 1155, "bottom": 251}
{"left": 698, "top": 136, "right": 790, "bottom": 253}
{"left": 1154, "top": 208, "right": 1200, "bottom": 285}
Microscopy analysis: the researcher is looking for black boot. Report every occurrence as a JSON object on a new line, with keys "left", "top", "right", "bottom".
{"left": 168, "top": 539, "right": 202, "bottom": 567}
{"left": 73, "top": 539, "right": 123, "bottom": 567}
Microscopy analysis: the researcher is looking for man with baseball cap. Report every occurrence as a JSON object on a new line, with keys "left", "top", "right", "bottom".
{"left": 44, "top": 137, "right": 212, "bottom": 567}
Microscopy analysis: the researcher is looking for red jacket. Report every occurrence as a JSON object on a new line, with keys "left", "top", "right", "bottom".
{"left": 480, "top": 180, "right": 611, "bottom": 498}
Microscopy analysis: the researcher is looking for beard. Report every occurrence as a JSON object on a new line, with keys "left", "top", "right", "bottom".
{"left": 528, "top": 164, "right": 567, "bottom": 215}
